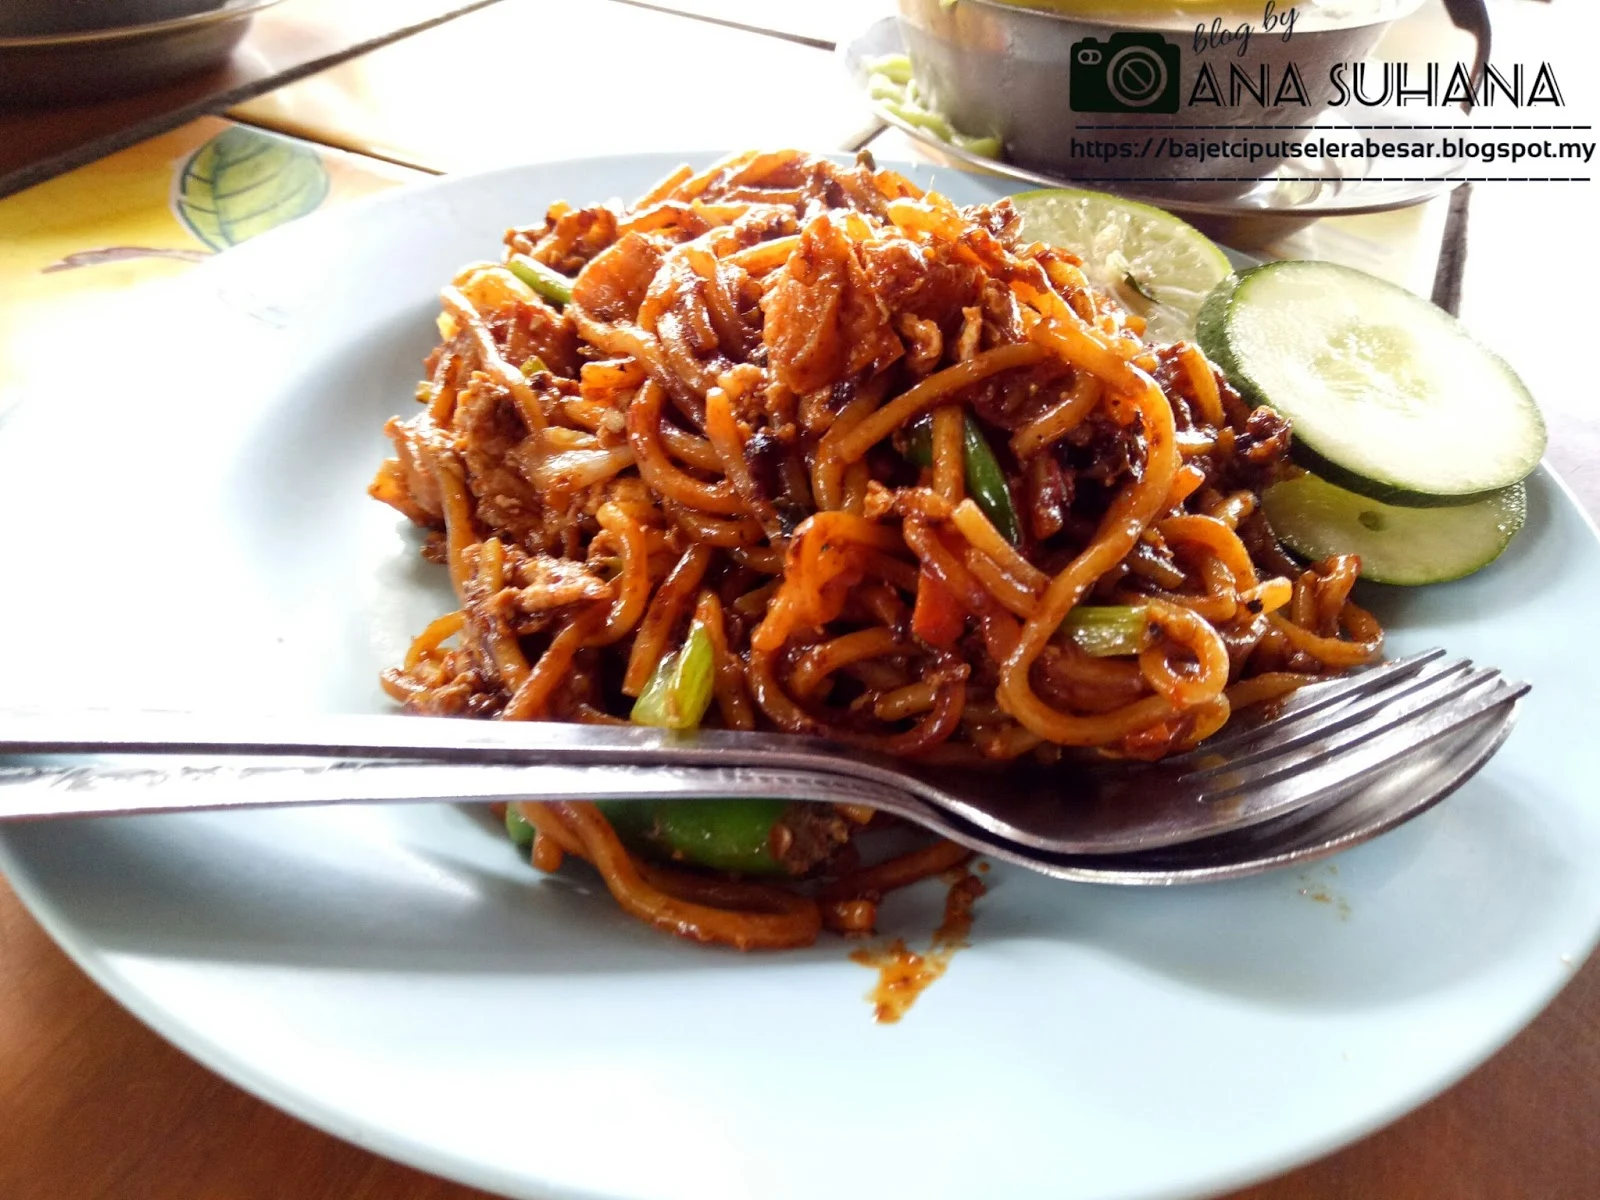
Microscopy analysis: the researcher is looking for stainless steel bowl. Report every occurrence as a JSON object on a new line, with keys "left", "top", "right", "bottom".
{"left": 0, "top": 0, "right": 280, "bottom": 106}
{"left": 894, "top": 0, "right": 1482, "bottom": 200}
{"left": 0, "top": 1, "right": 248, "bottom": 38}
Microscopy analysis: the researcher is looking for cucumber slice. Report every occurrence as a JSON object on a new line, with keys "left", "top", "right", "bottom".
{"left": 1196, "top": 261, "right": 1546, "bottom": 505}
{"left": 1010, "top": 187, "right": 1231, "bottom": 344}
{"left": 1262, "top": 473, "right": 1527, "bottom": 586}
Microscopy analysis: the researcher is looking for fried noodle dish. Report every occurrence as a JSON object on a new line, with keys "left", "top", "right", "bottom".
{"left": 370, "top": 150, "right": 1383, "bottom": 950}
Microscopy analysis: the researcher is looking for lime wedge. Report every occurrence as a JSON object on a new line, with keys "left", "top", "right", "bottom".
{"left": 1009, "top": 188, "right": 1231, "bottom": 344}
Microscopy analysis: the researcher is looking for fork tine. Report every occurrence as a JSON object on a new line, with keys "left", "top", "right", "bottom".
{"left": 1013, "top": 698, "right": 1526, "bottom": 884}
{"left": 1198, "top": 666, "right": 1509, "bottom": 793}
{"left": 1184, "top": 649, "right": 1459, "bottom": 761}
{"left": 902, "top": 656, "right": 1522, "bottom": 857}
{"left": 1179, "top": 656, "right": 1478, "bottom": 785}
{"left": 1180, "top": 648, "right": 1451, "bottom": 763}
{"left": 1195, "top": 673, "right": 1529, "bottom": 812}
{"left": 1181, "top": 683, "right": 1527, "bottom": 844}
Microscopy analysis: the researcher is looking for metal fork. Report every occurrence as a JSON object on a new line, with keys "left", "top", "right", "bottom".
{"left": 0, "top": 650, "right": 1528, "bottom": 875}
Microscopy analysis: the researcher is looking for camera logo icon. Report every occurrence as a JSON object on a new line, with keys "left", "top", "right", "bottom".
{"left": 1070, "top": 32, "right": 1181, "bottom": 113}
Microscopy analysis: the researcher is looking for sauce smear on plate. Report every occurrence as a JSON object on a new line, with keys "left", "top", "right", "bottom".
{"left": 851, "top": 867, "right": 986, "bottom": 1023}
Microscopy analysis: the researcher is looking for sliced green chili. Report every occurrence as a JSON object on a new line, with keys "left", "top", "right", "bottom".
{"left": 595, "top": 798, "right": 791, "bottom": 875}
{"left": 962, "top": 417, "right": 1021, "bottom": 545}
{"left": 903, "top": 414, "right": 1022, "bottom": 545}
{"left": 511, "top": 788, "right": 791, "bottom": 875}
{"left": 505, "top": 803, "right": 536, "bottom": 850}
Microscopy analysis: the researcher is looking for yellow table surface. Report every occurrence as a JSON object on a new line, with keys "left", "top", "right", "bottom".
{"left": 0, "top": 117, "right": 422, "bottom": 427}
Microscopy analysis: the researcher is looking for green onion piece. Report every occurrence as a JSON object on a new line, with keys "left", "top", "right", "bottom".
{"left": 519, "top": 355, "right": 550, "bottom": 378}
{"left": 951, "top": 132, "right": 1003, "bottom": 159}
{"left": 882, "top": 98, "right": 958, "bottom": 144}
{"left": 595, "top": 798, "right": 790, "bottom": 875}
{"left": 1062, "top": 605, "right": 1149, "bottom": 657}
{"left": 901, "top": 414, "right": 1022, "bottom": 545}
{"left": 507, "top": 254, "right": 574, "bottom": 306}
{"left": 867, "top": 74, "right": 902, "bottom": 104}
{"left": 863, "top": 53, "right": 997, "bottom": 156}
{"left": 862, "top": 53, "right": 913, "bottom": 86}
{"left": 630, "top": 620, "right": 715, "bottom": 730}
{"left": 505, "top": 804, "right": 536, "bottom": 850}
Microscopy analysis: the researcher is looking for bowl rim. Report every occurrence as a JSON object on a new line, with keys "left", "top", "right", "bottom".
{"left": 902, "top": 0, "right": 1430, "bottom": 34}
{"left": 0, "top": 0, "right": 280, "bottom": 49}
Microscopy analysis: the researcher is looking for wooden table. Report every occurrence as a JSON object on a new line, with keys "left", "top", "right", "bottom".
{"left": 2, "top": 2, "right": 1596, "bottom": 1197}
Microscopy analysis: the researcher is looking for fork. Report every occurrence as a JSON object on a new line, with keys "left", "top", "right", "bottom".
{"left": 0, "top": 650, "right": 1528, "bottom": 863}
{"left": 0, "top": 698, "right": 1518, "bottom": 886}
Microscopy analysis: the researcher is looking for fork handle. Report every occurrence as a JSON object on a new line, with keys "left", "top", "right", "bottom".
{"left": 0, "top": 756, "right": 915, "bottom": 822}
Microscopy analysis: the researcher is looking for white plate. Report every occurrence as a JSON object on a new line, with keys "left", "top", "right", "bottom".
{"left": 2, "top": 154, "right": 1598, "bottom": 1200}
